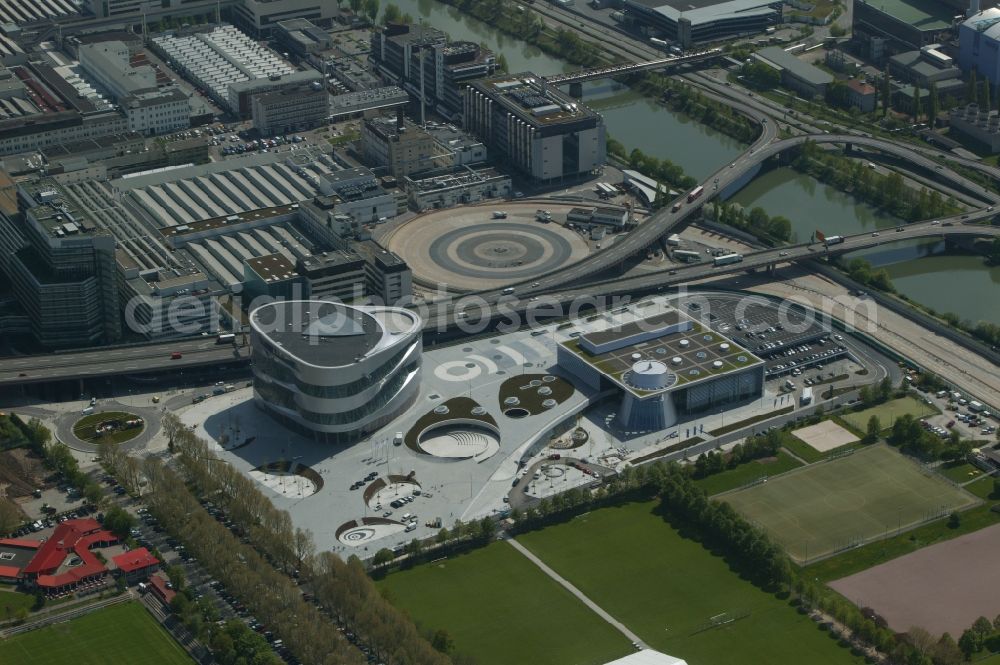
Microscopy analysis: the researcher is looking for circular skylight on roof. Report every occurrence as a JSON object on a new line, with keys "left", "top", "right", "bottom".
{"left": 688, "top": 369, "right": 701, "bottom": 376}
{"left": 696, "top": 351, "right": 707, "bottom": 360}
{"left": 737, "top": 355, "right": 748, "bottom": 363}
{"left": 703, "top": 334, "right": 714, "bottom": 341}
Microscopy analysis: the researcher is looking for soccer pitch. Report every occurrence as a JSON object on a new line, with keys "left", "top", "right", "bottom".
{"left": 377, "top": 541, "right": 630, "bottom": 665}
{"left": 0, "top": 601, "right": 192, "bottom": 665}
{"left": 517, "top": 502, "right": 866, "bottom": 665}
{"left": 721, "top": 444, "right": 978, "bottom": 563}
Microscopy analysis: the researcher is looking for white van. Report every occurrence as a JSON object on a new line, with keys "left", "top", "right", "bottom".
{"left": 81, "top": 406, "right": 94, "bottom": 415}
{"left": 401, "top": 512, "right": 413, "bottom": 522}
{"left": 405, "top": 522, "right": 417, "bottom": 532}
{"left": 492, "top": 211, "right": 507, "bottom": 219}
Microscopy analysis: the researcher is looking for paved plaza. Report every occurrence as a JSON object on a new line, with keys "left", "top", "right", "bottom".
{"left": 384, "top": 203, "right": 592, "bottom": 290}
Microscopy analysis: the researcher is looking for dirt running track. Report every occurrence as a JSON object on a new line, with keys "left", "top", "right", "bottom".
{"left": 829, "top": 522, "right": 1000, "bottom": 636}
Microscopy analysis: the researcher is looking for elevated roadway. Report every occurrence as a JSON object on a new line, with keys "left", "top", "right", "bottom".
{"left": 545, "top": 49, "right": 722, "bottom": 85}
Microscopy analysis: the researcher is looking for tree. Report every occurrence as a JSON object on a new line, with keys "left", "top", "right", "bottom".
{"left": 102, "top": 505, "right": 136, "bottom": 538}
{"left": 913, "top": 82, "right": 922, "bottom": 120}
{"left": 948, "top": 511, "right": 961, "bottom": 528}
{"left": 430, "top": 628, "right": 454, "bottom": 654}
{"left": 349, "top": 0, "right": 363, "bottom": 12}
{"left": 882, "top": 67, "right": 891, "bottom": 117}
{"left": 496, "top": 52, "right": 508, "bottom": 73}
{"left": 984, "top": 78, "right": 993, "bottom": 112}
{"left": 928, "top": 82, "right": 939, "bottom": 127}
{"left": 0, "top": 498, "right": 21, "bottom": 534}
{"left": 969, "top": 69, "right": 979, "bottom": 105}
{"left": 381, "top": 2, "right": 400, "bottom": 23}
{"left": 363, "top": 0, "right": 379, "bottom": 24}
{"left": 865, "top": 415, "right": 881, "bottom": 444}
{"left": 371, "top": 548, "right": 394, "bottom": 568}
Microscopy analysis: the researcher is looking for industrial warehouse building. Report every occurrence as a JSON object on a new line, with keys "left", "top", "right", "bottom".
{"left": 854, "top": 0, "right": 958, "bottom": 58}
{"left": 623, "top": 0, "right": 782, "bottom": 48}
{"left": 960, "top": 8, "right": 1000, "bottom": 85}
{"left": 558, "top": 309, "right": 764, "bottom": 431}
{"left": 250, "top": 300, "right": 423, "bottom": 443}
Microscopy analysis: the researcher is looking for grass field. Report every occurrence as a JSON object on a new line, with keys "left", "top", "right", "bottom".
{"left": 72, "top": 411, "right": 144, "bottom": 445}
{"left": 938, "top": 461, "right": 985, "bottom": 484}
{"left": 517, "top": 502, "right": 865, "bottom": 665}
{"left": 0, "top": 590, "right": 36, "bottom": 618}
{"left": 721, "top": 444, "right": 979, "bottom": 563}
{"left": 377, "top": 542, "right": 630, "bottom": 665}
{"left": 841, "top": 396, "right": 936, "bottom": 432}
{"left": 694, "top": 452, "right": 803, "bottom": 496}
{"left": 0, "top": 601, "right": 191, "bottom": 665}
{"left": 965, "top": 475, "right": 997, "bottom": 500}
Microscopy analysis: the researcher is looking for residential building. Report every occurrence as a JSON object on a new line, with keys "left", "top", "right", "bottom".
{"left": 250, "top": 81, "right": 329, "bottom": 134}
{"left": 250, "top": 300, "right": 422, "bottom": 443}
{"left": 464, "top": 73, "right": 606, "bottom": 183}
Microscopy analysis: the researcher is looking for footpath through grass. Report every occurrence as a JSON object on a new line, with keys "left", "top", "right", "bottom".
{"left": 517, "top": 502, "right": 866, "bottom": 665}
{"left": 0, "top": 601, "right": 192, "bottom": 665}
{"left": 376, "top": 542, "right": 630, "bottom": 665}
{"left": 694, "top": 451, "right": 803, "bottom": 496}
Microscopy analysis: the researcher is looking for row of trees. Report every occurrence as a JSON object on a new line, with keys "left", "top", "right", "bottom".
{"left": 793, "top": 140, "right": 959, "bottom": 222}
{"left": 958, "top": 615, "right": 1000, "bottom": 660}
{"left": 710, "top": 201, "right": 793, "bottom": 243}
{"left": 692, "top": 429, "right": 782, "bottom": 479}
{"left": 142, "top": 456, "right": 365, "bottom": 665}
{"left": 645, "top": 75, "right": 760, "bottom": 144}
{"left": 160, "top": 414, "right": 450, "bottom": 664}
{"left": 841, "top": 257, "right": 895, "bottom": 293}
{"left": 887, "top": 413, "right": 970, "bottom": 462}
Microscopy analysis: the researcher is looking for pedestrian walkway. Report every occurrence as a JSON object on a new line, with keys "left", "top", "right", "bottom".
{"left": 505, "top": 537, "right": 646, "bottom": 648}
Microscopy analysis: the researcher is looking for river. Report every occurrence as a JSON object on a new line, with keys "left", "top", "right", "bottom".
{"left": 388, "top": 0, "right": 998, "bottom": 325}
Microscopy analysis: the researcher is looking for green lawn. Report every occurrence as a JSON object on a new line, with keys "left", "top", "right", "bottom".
{"left": 72, "top": 411, "right": 144, "bottom": 445}
{"left": 938, "top": 461, "right": 985, "bottom": 484}
{"left": 0, "top": 601, "right": 191, "bottom": 665}
{"left": 377, "top": 542, "right": 630, "bottom": 665}
{"left": 964, "top": 475, "right": 997, "bottom": 501}
{"left": 517, "top": 502, "right": 865, "bottom": 665}
{"left": 781, "top": 435, "right": 827, "bottom": 464}
{"left": 694, "top": 452, "right": 803, "bottom": 496}
{"left": 720, "top": 444, "right": 978, "bottom": 563}
{"left": 0, "top": 590, "right": 36, "bottom": 618}
{"left": 841, "top": 396, "right": 936, "bottom": 432}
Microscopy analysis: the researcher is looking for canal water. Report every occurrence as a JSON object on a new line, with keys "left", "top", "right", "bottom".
{"left": 391, "top": 0, "right": 998, "bottom": 325}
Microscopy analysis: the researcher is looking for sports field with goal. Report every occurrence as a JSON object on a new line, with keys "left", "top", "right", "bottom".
{"left": 720, "top": 444, "right": 978, "bottom": 563}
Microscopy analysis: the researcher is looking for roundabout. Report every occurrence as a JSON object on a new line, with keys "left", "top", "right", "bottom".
{"left": 383, "top": 204, "right": 592, "bottom": 291}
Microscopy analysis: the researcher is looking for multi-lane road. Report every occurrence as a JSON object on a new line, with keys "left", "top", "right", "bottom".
{"left": 5, "top": 77, "right": 1000, "bottom": 385}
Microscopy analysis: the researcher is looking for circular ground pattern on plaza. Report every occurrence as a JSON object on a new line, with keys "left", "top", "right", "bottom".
{"left": 385, "top": 207, "right": 591, "bottom": 290}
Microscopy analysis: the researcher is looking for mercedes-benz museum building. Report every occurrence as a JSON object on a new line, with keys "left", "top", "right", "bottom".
{"left": 249, "top": 300, "right": 422, "bottom": 443}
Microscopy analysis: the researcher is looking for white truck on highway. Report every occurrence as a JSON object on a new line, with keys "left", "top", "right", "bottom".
{"left": 713, "top": 253, "right": 744, "bottom": 266}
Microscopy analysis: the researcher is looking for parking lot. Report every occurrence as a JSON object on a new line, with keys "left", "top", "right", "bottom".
{"left": 682, "top": 294, "right": 859, "bottom": 380}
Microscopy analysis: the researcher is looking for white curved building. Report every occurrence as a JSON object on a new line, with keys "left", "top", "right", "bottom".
{"left": 250, "top": 300, "right": 422, "bottom": 443}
